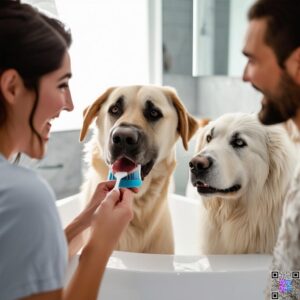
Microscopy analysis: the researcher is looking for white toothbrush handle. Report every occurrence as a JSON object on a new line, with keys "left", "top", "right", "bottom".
{"left": 114, "top": 176, "right": 122, "bottom": 190}
{"left": 113, "top": 172, "right": 128, "bottom": 190}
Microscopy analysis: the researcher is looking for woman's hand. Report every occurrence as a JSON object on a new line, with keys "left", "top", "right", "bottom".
{"left": 65, "top": 181, "right": 138, "bottom": 257}
{"left": 81, "top": 182, "right": 138, "bottom": 230}
{"left": 79, "top": 181, "right": 116, "bottom": 229}
{"left": 86, "top": 188, "right": 135, "bottom": 256}
{"left": 64, "top": 181, "right": 115, "bottom": 247}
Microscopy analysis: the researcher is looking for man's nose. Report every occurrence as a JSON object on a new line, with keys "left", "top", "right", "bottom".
{"left": 242, "top": 63, "right": 250, "bottom": 82}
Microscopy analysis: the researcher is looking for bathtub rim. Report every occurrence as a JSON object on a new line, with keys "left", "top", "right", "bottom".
{"left": 70, "top": 249, "right": 272, "bottom": 274}
{"left": 58, "top": 193, "right": 272, "bottom": 275}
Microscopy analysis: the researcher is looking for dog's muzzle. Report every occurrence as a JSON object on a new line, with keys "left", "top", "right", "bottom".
{"left": 189, "top": 154, "right": 241, "bottom": 194}
{"left": 189, "top": 155, "right": 213, "bottom": 176}
{"left": 110, "top": 124, "right": 142, "bottom": 156}
{"left": 108, "top": 123, "right": 157, "bottom": 179}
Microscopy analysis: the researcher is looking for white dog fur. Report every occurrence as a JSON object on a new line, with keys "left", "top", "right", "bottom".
{"left": 188, "top": 113, "right": 297, "bottom": 254}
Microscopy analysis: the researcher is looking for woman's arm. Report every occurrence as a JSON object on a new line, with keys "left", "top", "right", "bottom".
{"left": 64, "top": 216, "right": 86, "bottom": 258}
{"left": 64, "top": 181, "right": 116, "bottom": 257}
{"left": 64, "top": 189, "right": 133, "bottom": 299}
{"left": 21, "top": 188, "right": 134, "bottom": 300}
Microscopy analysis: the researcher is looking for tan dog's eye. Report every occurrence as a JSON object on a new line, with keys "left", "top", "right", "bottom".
{"left": 111, "top": 106, "right": 119, "bottom": 114}
{"left": 144, "top": 100, "right": 163, "bottom": 122}
{"left": 206, "top": 134, "right": 212, "bottom": 143}
{"left": 108, "top": 96, "right": 124, "bottom": 118}
{"left": 108, "top": 104, "right": 123, "bottom": 117}
{"left": 150, "top": 109, "right": 159, "bottom": 118}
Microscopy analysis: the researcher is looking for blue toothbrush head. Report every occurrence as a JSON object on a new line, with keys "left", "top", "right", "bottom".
{"left": 108, "top": 165, "right": 143, "bottom": 188}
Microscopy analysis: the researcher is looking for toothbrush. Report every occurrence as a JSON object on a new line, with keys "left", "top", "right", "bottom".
{"left": 108, "top": 164, "right": 143, "bottom": 189}
{"left": 113, "top": 171, "right": 128, "bottom": 190}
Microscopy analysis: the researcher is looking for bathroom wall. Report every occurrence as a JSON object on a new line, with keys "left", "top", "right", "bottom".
{"left": 162, "top": 0, "right": 193, "bottom": 76}
{"left": 20, "top": 130, "right": 84, "bottom": 200}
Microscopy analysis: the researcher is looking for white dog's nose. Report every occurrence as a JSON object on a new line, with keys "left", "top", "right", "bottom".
{"left": 189, "top": 155, "right": 212, "bottom": 174}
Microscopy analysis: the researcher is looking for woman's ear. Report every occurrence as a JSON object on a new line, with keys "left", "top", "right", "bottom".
{"left": 286, "top": 47, "right": 300, "bottom": 85}
{"left": 0, "top": 69, "right": 22, "bottom": 104}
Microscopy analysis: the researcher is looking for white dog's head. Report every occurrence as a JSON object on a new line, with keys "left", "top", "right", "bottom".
{"left": 189, "top": 113, "right": 295, "bottom": 201}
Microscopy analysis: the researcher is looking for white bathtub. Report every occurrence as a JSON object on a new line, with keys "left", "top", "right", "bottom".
{"left": 57, "top": 193, "right": 272, "bottom": 300}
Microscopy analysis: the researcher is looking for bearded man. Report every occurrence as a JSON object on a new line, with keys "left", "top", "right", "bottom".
{"left": 242, "top": 0, "right": 300, "bottom": 298}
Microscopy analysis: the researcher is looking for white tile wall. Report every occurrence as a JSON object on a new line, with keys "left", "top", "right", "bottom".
{"left": 163, "top": 0, "right": 193, "bottom": 75}
{"left": 163, "top": 73, "right": 198, "bottom": 113}
{"left": 20, "top": 130, "right": 84, "bottom": 200}
{"left": 197, "top": 76, "right": 261, "bottom": 118}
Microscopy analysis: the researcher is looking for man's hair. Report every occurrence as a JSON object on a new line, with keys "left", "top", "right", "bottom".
{"left": 248, "top": 0, "right": 300, "bottom": 68}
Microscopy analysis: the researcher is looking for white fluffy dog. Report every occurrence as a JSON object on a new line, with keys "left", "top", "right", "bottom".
{"left": 188, "top": 113, "right": 297, "bottom": 254}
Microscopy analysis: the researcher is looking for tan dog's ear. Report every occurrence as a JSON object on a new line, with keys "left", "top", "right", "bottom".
{"left": 194, "top": 119, "right": 210, "bottom": 153}
{"left": 199, "top": 118, "right": 210, "bottom": 128}
{"left": 165, "top": 87, "right": 199, "bottom": 150}
{"left": 79, "top": 87, "right": 116, "bottom": 142}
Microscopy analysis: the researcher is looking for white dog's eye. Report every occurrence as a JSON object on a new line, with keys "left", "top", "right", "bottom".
{"left": 206, "top": 134, "right": 212, "bottom": 143}
{"left": 231, "top": 138, "right": 247, "bottom": 148}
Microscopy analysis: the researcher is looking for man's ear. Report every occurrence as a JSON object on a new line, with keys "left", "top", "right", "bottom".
{"left": 0, "top": 69, "right": 22, "bottom": 104}
{"left": 286, "top": 47, "right": 300, "bottom": 85}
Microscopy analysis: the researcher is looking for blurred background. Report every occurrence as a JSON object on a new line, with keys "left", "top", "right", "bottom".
{"left": 21, "top": 0, "right": 261, "bottom": 198}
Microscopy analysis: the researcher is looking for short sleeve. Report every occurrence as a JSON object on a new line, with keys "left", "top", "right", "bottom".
{"left": 0, "top": 171, "right": 68, "bottom": 300}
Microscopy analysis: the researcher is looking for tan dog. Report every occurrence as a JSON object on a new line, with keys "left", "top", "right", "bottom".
{"left": 189, "top": 113, "right": 297, "bottom": 254}
{"left": 80, "top": 85, "right": 198, "bottom": 254}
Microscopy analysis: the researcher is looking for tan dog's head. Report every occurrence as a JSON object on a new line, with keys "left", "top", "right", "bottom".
{"left": 80, "top": 85, "right": 198, "bottom": 179}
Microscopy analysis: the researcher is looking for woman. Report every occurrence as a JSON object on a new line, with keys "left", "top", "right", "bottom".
{"left": 0, "top": 1, "right": 135, "bottom": 299}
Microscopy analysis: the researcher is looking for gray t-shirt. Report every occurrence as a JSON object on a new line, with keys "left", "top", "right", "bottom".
{"left": 0, "top": 155, "right": 68, "bottom": 300}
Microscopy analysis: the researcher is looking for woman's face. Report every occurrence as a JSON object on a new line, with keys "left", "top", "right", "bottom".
{"left": 24, "top": 52, "right": 73, "bottom": 158}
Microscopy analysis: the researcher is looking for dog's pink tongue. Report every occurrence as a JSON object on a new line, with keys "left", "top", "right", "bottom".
{"left": 112, "top": 158, "right": 137, "bottom": 173}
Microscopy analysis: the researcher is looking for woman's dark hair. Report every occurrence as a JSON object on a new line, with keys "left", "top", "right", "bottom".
{"left": 0, "top": 0, "right": 72, "bottom": 155}
{"left": 248, "top": 0, "right": 300, "bottom": 68}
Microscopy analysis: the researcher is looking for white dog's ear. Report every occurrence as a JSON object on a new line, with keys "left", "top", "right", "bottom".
{"left": 79, "top": 87, "right": 116, "bottom": 142}
{"left": 265, "top": 125, "right": 296, "bottom": 189}
{"left": 164, "top": 87, "right": 199, "bottom": 150}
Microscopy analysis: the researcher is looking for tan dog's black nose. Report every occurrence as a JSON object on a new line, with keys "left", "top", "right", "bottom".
{"left": 111, "top": 125, "right": 140, "bottom": 151}
{"left": 189, "top": 155, "right": 213, "bottom": 174}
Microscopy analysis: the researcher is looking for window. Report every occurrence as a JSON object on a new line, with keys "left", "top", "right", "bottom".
{"left": 23, "top": 0, "right": 162, "bottom": 131}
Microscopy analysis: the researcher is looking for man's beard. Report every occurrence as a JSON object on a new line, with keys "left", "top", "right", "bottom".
{"left": 258, "top": 72, "right": 300, "bottom": 125}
